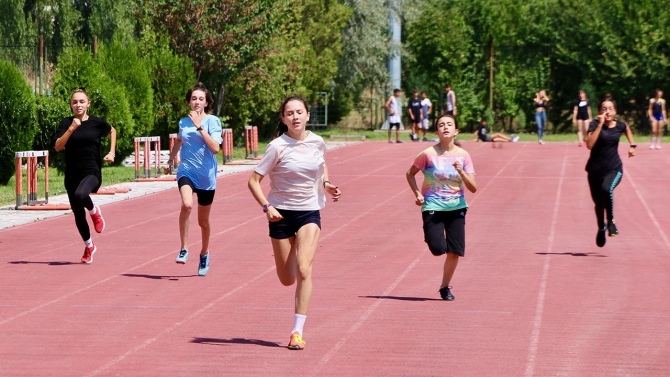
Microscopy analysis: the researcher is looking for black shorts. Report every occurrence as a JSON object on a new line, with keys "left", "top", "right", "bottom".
{"left": 480, "top": 135, "right": 492, "bottom": 142}
{"left": 269, "top": 209, "right": 321, "bottom": 239}
{"left": 577, "top": 114, "right": 589, "bottom": 121}
{"left": 422, "top": 209, "right": 467, "bottom": 257}
{"left": 446, "top": 110, "right": 454, "bottom": 116}
{"left": 389, "top": 122, "right": 401, "bottom": 130}
{"left": 177, "top": 177, "right": 215, "bottom": 206}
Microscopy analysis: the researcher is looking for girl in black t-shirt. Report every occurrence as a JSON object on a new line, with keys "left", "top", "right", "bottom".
{"left": 52, "top": 88, "right": 117, "bottom": 263}
{"left": 572, "top": 90, "right": 592, "bottom": 147}
{"left": 585, "top": 95, "right": 635, "bottom": 247}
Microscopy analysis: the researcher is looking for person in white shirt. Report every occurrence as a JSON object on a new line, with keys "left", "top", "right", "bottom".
{"left": 248, "top": 96, "right": 342, "bottom": 351}
{"left": 420, "top": 91, "right": 433, "bottom": 141}
{"left": 385, "top": 88, "right": 403, "bottom": 143}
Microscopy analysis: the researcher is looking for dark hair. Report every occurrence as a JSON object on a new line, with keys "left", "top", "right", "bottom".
{"left": 421, "top": 91, "right": 426, "bottom": 95}
{"left": 273, "top": 95, "right": 310, "bottom": 138}
{"left": 434, "top": 114, "right": 459, "bottom": 130}
{"left": 598, "top": 93, "right": 616, "bottom": 111}
{"left": 445, "top": 84, "right": 452, "bottom": 89}
{"left": 579, "top": 89, "right": 588, "bottom": 100}
{"left": 413, "top": 89, "right": 419, "bottom": 93}
{"left": 184, "top": 82, "right": 215, "bottom": 114}
{"left": 656, "top": 88, "right": 663, "bottom": 96}
{"left": 393, "top": 88, "right": 401, "bottom": 94}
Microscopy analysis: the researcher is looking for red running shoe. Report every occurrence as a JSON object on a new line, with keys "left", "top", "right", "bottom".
{"left": 81, "top": 245, "right": 97, "bottom": 264}
{"left": 90, "top": 205, "right": 105, "bottom": 233}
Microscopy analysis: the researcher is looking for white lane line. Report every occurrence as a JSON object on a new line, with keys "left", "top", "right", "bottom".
{"left": 524, "top": 155, "right": 567, "bottom": 377}
{"left": 625, "top": 172, "right": 670, "bottom": 252}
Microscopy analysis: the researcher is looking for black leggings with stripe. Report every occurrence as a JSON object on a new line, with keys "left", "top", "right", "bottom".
{"left": 587, "top": 170, "right": 622, "bottom": 229}
{"left": 66, "top": 175, "right": 99, "bottom": 241}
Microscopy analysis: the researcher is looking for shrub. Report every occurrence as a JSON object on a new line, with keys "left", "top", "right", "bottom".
{"left": 33, "top": 94, "right": 70, "bottom": 172}
{"left": 0, "top": 60, "right": 38, "bottom": 185}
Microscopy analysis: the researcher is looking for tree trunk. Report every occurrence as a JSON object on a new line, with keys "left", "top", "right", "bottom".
{"left": 216, "top": 82, "right": 225, "bottom": 116}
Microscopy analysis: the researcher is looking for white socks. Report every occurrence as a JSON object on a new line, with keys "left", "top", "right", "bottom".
{"left": 85, "top": 238, "right": 94, "bottom": 248}
{"left": 292, "top": 314, "right": 306, "bottom": 335}
{"left": 89, "top": 206, "right": 98, "bottom": 215}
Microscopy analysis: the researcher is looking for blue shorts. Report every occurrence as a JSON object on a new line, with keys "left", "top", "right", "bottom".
{"left": 653, "top": 113, "right": 663, "bottom": 121}
{"left": 269, "top": 209, "right": 321, "bottom": 239}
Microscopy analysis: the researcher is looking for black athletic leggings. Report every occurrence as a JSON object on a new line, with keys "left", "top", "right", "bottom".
{"left": 587, "top": 170, "right": 622, "bottom": 229}
{"left": 66, "top": 175, "right": 99, "bottom": 241}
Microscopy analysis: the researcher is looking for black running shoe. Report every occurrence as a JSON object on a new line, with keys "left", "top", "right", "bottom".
{"left": 596, "top": 228, "right": 606, "bottom": 247}
{"left": 607, "top": 221, "right": 618, "bottom": 237}
{"left": 439, "top": 286, "right": 455, "bottom": 301}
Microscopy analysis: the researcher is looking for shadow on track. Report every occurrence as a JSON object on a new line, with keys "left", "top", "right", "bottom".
{"left": 8, "top": 261, "right": 77, "bottom": 266}
{"left": 535, "top": 252, "right": 608, "bottom": 257}
{"left": 121, "top": 273, "right": 199, "bottom": 280}
{"left": 360, "top": 295, "right": 443, "bottom": 302}
{"left": 191, "top": 337, "right": 283, "bottom": 348}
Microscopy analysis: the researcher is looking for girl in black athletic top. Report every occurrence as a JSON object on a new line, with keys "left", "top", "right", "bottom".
{"left": 647, "top": 89, "right": 666, "bottom": 150}
{"left": 585, "top": 95, "right": 636, "bottom": 247}
{"left": 572, "top": 90, "right": 592, "bottom": 147}
{"left": 53, "top": 88, "right": 117, "bottom": 263}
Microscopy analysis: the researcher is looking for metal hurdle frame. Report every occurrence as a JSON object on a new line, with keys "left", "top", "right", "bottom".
{"left": 14, "top": 150, "right": 70, "bottom": 210}
{"left": 134, "top": 136, "right": 161, "bottom": 180}
{"left": 222, "top": 128, "right": 233, "bottom": 163}
{"left": 245, "top": 126, "right": 259, "bottom": 159}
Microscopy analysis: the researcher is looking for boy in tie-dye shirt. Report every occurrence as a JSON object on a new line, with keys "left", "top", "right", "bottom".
{"left": 406, "top": 114, "right": 477, "bottom": 301}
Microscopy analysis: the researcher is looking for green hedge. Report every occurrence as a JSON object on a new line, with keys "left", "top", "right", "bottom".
{"left": 0, "top": 60, "right": 38, "bottom": 185}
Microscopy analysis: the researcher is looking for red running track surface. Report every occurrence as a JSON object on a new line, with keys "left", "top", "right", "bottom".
{"left": 1, "top": 141, "right": 669, "bottom": 376}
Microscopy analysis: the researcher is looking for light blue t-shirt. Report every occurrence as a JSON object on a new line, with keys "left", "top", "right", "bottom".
{"left": 176, "top": 114, "right": 223, "bottom": 190}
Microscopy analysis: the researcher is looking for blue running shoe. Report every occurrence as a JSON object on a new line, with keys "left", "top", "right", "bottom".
{"left": 198, "top": 252, "right": 210, "bottom": 276}
{"left": 175, "top": 249, "right": 188, "bottom": 264}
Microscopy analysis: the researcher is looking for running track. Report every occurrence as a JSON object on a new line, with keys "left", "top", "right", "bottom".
{"left": 1, "top": 141, "right": 669, "bottom": 376}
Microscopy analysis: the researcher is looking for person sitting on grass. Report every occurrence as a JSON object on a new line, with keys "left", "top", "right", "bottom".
{"left": 472, "top": 119, "right": 519, "bottom": 143}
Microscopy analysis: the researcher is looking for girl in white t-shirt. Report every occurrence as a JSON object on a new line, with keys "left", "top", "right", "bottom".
{"left": 248, "top": 96, "right": 342, "bottom": 350}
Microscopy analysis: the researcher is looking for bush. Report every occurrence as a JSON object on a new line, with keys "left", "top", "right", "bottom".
{"left": 0, "top": 60, "right": 38, "bottom": 185}
{"left": 99, "top": 38, "right": 154, "bottom": 139}
{"left": 33, "top": 94, "right": 70, "bottom": 172}
{"left": 52, "top": 46, "right": 136, "bottom": 162}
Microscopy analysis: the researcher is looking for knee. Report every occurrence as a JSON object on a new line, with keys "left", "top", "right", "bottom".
{"left": 296, "top": 264, "right": 312, "bottom": 281}
{"left": 426, "top": 240, "right": 447, "bottom": 256}
{"left": 198, "top": 218, "right": 210, "bottom": 229}
{"left": 181, "top": 202, "right": 193, "bottom": 214}
{"left": 73, "top": 189, "right": 89, "bottom": 203}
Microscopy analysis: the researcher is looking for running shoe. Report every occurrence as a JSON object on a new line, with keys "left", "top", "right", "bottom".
{"left": 81, "top": 244, "right": 97, "bottom": 264}
{"left": 439, "top": 286, "right": 455, "bottom": 301}
{"left": 288, "top": 332, "right": 306, "bottom": 350}
{"left": 396, "top": 140, "right": 403, "bottom": 143}
{"left": 656, "top": 145, "right": 662, "bottom": 150}
{"left": 539, "top": 140, "right": 545, "bottom": 145}
{"left": 607, "top": 221, "right": 618, "bottom": 237}
{"left": 175, "top": 249, "right": 188, "bottom": 264}
{"left": 90, "top": 205, "right": 105, "bottom": 233}
{"left": 422, "top": 137, "right": 428, "bottom": 142}
{"left": 388, "top": 140, "right": 393, "bottom": 144}
{"left": 512, "top": 135, "right": 520, "bottom": 142}
{"left": 596, "top": 228, "right": 606, "bottom": 247}
{"left": 578, "top": 142, "right": 583, "bottom": 147}
{"left": 198, "top": 252, "right": 210, "bottom": 276}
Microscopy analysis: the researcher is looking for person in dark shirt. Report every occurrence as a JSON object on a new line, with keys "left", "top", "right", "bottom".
{"left": 472, "top": 119, "right": 519, "bottom": 143}
{"left": 585, "top": 94, "right": 636, "bottom": 247}
{"left": 647, "top": 89, "right": 666, "bottom": 150}
{"left": 53, "top": 88, "right": 116, "bottom": 263}
{"left": 407, "top": 89, "right": 423, "bottom": 141}
{"left": 572, "top": 90, "right": 592, "bottom": 147}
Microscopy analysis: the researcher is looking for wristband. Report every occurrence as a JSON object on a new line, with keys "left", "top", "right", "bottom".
{"left": 196, "top": 126, "right": 203, "bottom": 131}
{"left": 630, "top": 144, "right": 637, "bottom": 148}
{"left": 323, "top": 180, "right": 330, "bottom": 188}
{"left": 262, "top": 204, "right": 272, "bottom": 213}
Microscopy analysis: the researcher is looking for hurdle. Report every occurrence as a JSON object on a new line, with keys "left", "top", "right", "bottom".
{"left": 222, "top": 128, "right": 233, "bottom": 163}
{"left": 133, "top": 137, "right": 175, "bottom": 181}
{"left": 245, "top": 126, "right": 259, "bottom": 159}
{"left": 14, "top": 150, "right": 70, "bottom": 210}
{"left": 168, "top": 133, "right": 181, "bottom": 170}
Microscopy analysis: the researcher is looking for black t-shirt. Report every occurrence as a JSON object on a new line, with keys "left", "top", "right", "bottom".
{"left": 575, "top": 100, "right": 589, "bottom": 119}
{"left": 585, "top": 120, "right": 626, "bottom": 177}
{"left": 408, "top": 98, "right": 422, "bottom": 121}
{"left": 52, "top": 116, "right": 112, "bottom": 185}
{"left": 476, "top": 124, "right": 489, "bottom": 141}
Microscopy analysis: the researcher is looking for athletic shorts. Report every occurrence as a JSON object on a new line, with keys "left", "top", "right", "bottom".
{"left": 653, "top": 113, "right": 663, "bottom": 121}
{"left": 480, "top": 135, "right": 492, "bottom": 142}
{"left": 577, "top": 113, "right": 589, "bottom": 121}
{"left": 177, "top": 177, "right": 215, "bottom": 206}
{"left": 446, "top": 110, "right": 454, "bottom": 116}
{"left": 269, "top": 209, "right": 321, "bottom": 239}
{"left": 420, "top": 119, "right": 430, "bottom": 130}
{"left": 389, "top": 122, "right": 401, "bottom": 130}
{"left": 422, "top": 209, "right": 467, "bottom": 257}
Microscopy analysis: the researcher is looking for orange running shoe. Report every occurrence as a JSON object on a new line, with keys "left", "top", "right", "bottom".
{"left": 288, "top": 332, "right": 305, "bottom": 350}
{"left": 90, "top": 205, "right": 105, "bottom": 233}
{"left": 81, "top": 245, "right": 97, "bottom": 264}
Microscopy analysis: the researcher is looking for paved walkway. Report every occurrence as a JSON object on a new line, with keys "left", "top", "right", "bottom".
{"left": 0, "top": 142, "right": 354, "bottom": 230}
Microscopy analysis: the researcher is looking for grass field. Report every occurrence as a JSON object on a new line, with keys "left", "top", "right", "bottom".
{"left": 1, "top": 132, "right": 666, "bottom": 207}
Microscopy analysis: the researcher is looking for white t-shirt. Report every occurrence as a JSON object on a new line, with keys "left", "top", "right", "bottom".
{"left": 254, "top": 131, "right": 326, "bottom": 210}
{"left": 421, "top": 98, "right": 432, "bottom": 119}
{"left": 388, "top": 97, "right": 400, "bottom": 123}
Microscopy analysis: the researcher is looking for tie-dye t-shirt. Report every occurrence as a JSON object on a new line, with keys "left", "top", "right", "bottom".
{"left": 413, "top": 146, "right": 475, "bottom": 212}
